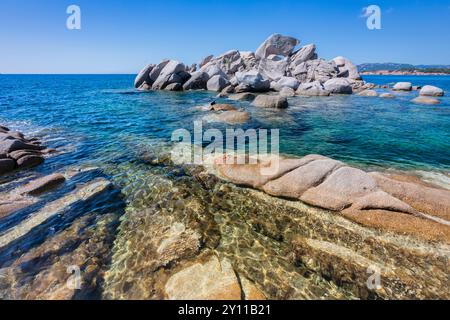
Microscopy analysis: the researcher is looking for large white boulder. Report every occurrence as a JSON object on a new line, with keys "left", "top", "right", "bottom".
{"left": 293, "top": 59, "right": 338, "bottom": 83}
{"left": 255, "top": 34, "right": 299, "bottom": 59}
{"left": 419, "top": 85, "right": 444, "bottom": 97}
{"left": 393, "top": 82, "right": 412, "bottom": 91}
{"left": 332, "top": 56, "right": 361, "bottom": 80}
{"left": 152, "top": 60, "right": 186, "bottom": 90}
{"left": 134, "top": 64, "right": 155, "bottom": 88}
{"left": 290, "top": 44, "right": 317, "bottom": 68}
{"left": 207, "top": 75, "right": 230, "bottom": 92}
{"left": 235, "top": 70, "right": 270, "bottom": 92}
{"left": 276, "top": 77, "right": 300, "bottom": 90}
{"left": 324, "top": 78, "right": 353, "bottom": 94}
{"left": 258, "top": 57, "right": 289, "bottom": 81}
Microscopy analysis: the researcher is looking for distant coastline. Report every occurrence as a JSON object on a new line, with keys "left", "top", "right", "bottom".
{"left": 361, "top": 70, "right": 450, "bottom": 76}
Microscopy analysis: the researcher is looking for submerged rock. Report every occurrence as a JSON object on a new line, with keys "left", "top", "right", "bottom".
{"left": 411, "top": 96, "right": 440, "bottom": 105}
{"left": 380, "top": 93, "right": 395, "bottom": 98}
{"left": 203, "top": 110, "right": 250, "bottom": 124}
{"left": 357, "top": 90, "right": 378, "bottom": 97}
{"left": 165, "top": 255, "right": 241, "bottom": 300}
{"left": 228, "top": 93, "right": 256, "bottom": 101}
{"left": 18, "top": 173, "right": 66, "bottom": 196}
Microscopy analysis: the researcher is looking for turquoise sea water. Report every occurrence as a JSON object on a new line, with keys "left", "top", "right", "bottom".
{"left": 0, "top": 74, "right": 449, "bottom": 173}
{"left": 0, "top": 74, "right": 449, "bottom": 299}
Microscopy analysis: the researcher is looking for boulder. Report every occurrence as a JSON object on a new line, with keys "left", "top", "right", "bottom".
{"left": 8, "top": 149, "right": 41, "bottom": 161}
{"left": 168, "top": 71, "right": 191, "bottom": 85}
{"left": 411, "top": 97, "right": 440, "bottom": 105}
{"left": 276, "top": 77, "right": 300, "bottom": 90}
{"left": 240, "top": 51, "right": 258, "bottom": 70}
{"left": 204, "top": 50, "right": 245, "bottom": 76}
{"left": 332, "top": 56, "right": 361, "bottom": 80}
{"left": 0, "top": 139, "right": 43, "bottom": 154}
{"left": 357, "top": 90, "right": 378, "bottom": 97}
{"left": 218, "top": 85, "right": 235, "bottom": 97}
{"left": 380, "top": 93, "right": 395, "bottom": 98}
{"left": 296, "top": 81, "right": 330, "bottom": 96}
{"left": 149, "top": 60, "right": 170, "bottom": 82}
{"left": 279, "top": 87, "right": 296, "bottom": 97}
{"left": 255, "top": 34, "right": 299, "bottom": 59}
{"left": 137, "top": 82, "right": 152, "bottom": 91}
{"left": 16, "top": 155, "right": 44, "bottom": 169}
{"left": 134, "top": 64, "right": 155, "bottom": 88}
{"left": 228, "top": 93, "right": 256, "bottom": 101}
{"left": 235, "top": 71, "right": 270, "bottom": 92}
{"left": 290, "top": 44, "right": 317, "bottom": 68}
{"left": 200, "top": 63, "right": 228, "bottom": 79}
{"left": 393, "top": 82, "right": 412, "bottom": 91}
{"left": 252, "top": 95, "right": 288, "bottom": 109}
{"left": 164, "top": 255, "right": 241, "bottom": 300}
{"left": 202, "top": 110, "right": 250, "bottom": 124}
{"left": 323, "top": 78, "right": 353, "bottom": 94}
{"left": 183, "top": 71, "right": 209, "bottom": 90}
{"left": 207, "top": 75, "right": 230, "bottom": 92}
{"left": 0, "top": 158, "right": 15, "bottom": 175}
{"left": 0, "top": 125, "right": 9, "bottom": 132}
{"left": 19, "top": 173, "right": 66, "bottom": 196}
{"left": 419, "top": 85, "right": 444, "bottom": 97}
{"left": 258, "top": 58, "right": 289, "bottom": 81}
{"left": 199, "top": 55, "right": 213, "bottom": 68}
{"left": 152, "top": 60, "right": 186, "bottom": 90}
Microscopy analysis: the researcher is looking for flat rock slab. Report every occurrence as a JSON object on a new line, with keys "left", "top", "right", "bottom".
{"left": 18, "top": 173, "right": 66, "bottom": 196}
{"left": 164, "top": 255, "right": 241, "bottom": 300}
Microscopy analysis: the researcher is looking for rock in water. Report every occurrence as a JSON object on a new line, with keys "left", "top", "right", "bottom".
{"left": 0, "top": 158, "right": 15, "bottom": 175}
{"left": 164, "top": 255, "right": 242, "bottom": 300}
{"left": 323, "top": 78, "right": 353, "bottom": 94}
{"left": 134, "top": 64, "right": 155, "bottom": 88}
{"left": 357, "top": 90, "right": 378, "bottom": 97}
{"left": 276, "top": 76, "right": 300, "bottom": 90}
{"left": 380, "top": 93, "right": 395, "bottom": 98}
{"left": 183, "top": 71, "right": 210, "bottom": 90}
{"left": 202, "top": 110, "right": 250, "bottom": 124}
{"left": 411, "top": 97, "right": 441, "bottom": 105}
{"left": 419, "top": 85, "right": 444, "bottom": 97}
{"left": 18, "top": 173, "right": 66, "bottom": 196}
{"left": 393, "top": 82, "right": 412, "bottom": 91}
{"left": 252, "top": 95, "right": 288, "bottom": 108}
{"left": 152, "top": 60, "right": 186, "bottom": 90}
{"left": 255, "top": 34, "right": 299, "bottom": 59}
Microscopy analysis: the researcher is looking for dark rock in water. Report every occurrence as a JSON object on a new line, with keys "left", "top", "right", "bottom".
{"left": 0, "top": 139, "right": 44, "bottom": 154}
{"left": 8, "top": 149, "right": 42, "bottom": 161}
{"left": 183, "top": 71, "right": 209, "bottom": 90}
{"left": 16, "top": 154, "right": 44, "bottom": 169}
{"left": 0, "top": 158, "right": 15, "bottom": 174}
{"left": 164, "top": 83, "right": 183, "bottom": 91}
{"left": 134, "top": 64, "right": 155, "bottom": 88}
{"left": 18, "top": 173, "right": 66, "bottom": 196}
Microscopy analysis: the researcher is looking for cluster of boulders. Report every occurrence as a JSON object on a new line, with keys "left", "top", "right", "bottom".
{"left": 390, "top": 82, "right": 445, "bottom": 105}
{"left": 0, "top": 125, "right": 53, "bottom": 176}
{"left": 134, "top": 34, "right": 370, "bottom": 97}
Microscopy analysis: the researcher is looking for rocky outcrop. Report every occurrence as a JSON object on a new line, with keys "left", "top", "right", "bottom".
{"left": 0, "top": 125, "right": 50, "bottom": 175}
{"left": 134, "top": 34, "right": 361, "bottom": 95}
{"left": 380, "top": 93, "right": 395, "bottom": 98}
{"left": 211, "top": 154, "right": 450, "bottom": 242}
{"left": 419, "top": 85, "right": 444, "bottom": 97}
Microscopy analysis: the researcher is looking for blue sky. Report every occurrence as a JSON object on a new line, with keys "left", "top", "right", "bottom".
{"left": 0, "top": 0, "right": 449, "bottom": 73}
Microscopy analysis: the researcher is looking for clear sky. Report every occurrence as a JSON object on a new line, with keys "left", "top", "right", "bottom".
{"left": 1, "top": 0, "right": 449, "bottom": 74}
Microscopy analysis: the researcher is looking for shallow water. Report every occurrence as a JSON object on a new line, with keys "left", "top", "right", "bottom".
{"left": 0, "top": 74, "right": 449, "bottom": 299}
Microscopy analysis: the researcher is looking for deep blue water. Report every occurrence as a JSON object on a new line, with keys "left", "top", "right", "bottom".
{"left": 0, "top": 74, "right": 449, "bottom": 175}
